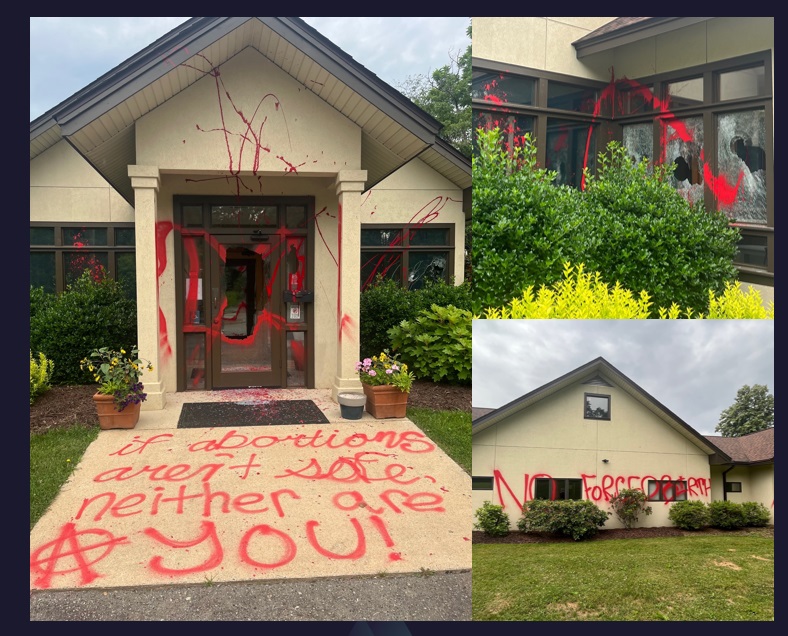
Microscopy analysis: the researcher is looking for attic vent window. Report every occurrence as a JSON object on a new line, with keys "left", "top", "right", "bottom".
{"left": 584, "top": 393, "right": 610, "bottom": 420}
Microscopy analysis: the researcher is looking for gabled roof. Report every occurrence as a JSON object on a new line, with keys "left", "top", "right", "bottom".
{"left": 705, "top": 428, "right": 774, "bottom": 465}
{"left": 473, "top": 356, "right": 731, "bottom": 461}
{"left": 30, "top": 17, "right": 471, "bottom": 205}
{"left": 572, "top": 17, "right": 715, "bottom": 58}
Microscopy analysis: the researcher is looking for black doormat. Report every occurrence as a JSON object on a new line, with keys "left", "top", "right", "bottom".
{"left": 177, "top": 400, "right": 330, "bottom": 429}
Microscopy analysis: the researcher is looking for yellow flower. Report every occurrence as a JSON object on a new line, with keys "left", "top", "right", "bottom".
{"left": 380, "top": 352, "right": 387, "bottom": 361}
{"left": 120, "top": 349, "right": 126, "bottom": 354}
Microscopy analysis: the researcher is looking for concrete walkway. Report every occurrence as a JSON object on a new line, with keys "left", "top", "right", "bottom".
{"left": 30, "top": 388, "right": 472, "bottom": 619}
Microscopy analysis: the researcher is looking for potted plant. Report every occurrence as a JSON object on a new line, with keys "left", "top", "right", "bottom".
{"left": 80, "top": 345, "right": 154, "bottom": 429}
{"left": 355, "top": 350, "right": 414, "bottom": 419}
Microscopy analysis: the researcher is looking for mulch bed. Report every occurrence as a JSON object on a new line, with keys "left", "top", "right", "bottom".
{"left": 473, "top": 526, "right": 775, "bottom": 544}
{"left": 30, "top": 380, "right": 471, "bottom": 436}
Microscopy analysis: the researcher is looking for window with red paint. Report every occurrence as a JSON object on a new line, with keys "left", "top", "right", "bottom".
{"left": 360, "top": 225, "right": 454, "bottom": 291}
{"left": 30, "top": 224, "right": 136, "bottom": 297}
{"left": 535, "top": 478, "right": 582, "bottom": 500}
{"left": 647, "top": 480, "right": 688, "bottom": 502}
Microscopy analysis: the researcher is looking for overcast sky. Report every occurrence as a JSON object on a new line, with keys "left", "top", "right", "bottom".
{"left": 473, "top": 320, "right": 774, "bottom": 436}
{"left": 29, "top": 17, "right": 471, "bottom": 121}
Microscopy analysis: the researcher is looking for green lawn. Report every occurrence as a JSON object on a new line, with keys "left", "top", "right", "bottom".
{"left": 406, "top": 406, "right": 471, "bottom": 474}
{"left": 473, "top": 533, "right": 774, "bottom": 621}
{"left": 30, "top": 425, "right": 98, "bottom": 529}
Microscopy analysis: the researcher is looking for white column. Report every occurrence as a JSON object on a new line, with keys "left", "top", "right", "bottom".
{"left": 128, "top": 165, "right": 165, "bottom": 410}
{"left": 332, "top": 170, "right": 367, "bottom": 400}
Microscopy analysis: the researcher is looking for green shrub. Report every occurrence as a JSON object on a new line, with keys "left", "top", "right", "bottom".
{"left": 471, "top": 127, "right": 584, "bottom": 313}
{"left": 579, "top": 141, "right": 740, "bottom": 311}
{"left": 608, "top": 488, "right": 653, "bottom": 529}
{"left": 481, "top": 263, "right": 774, "bottom": 319}
{"left": 388, "top": 304, "right": 472, "bottom": 385}
{"left": 517, "top": 499, "right": 610, "bottom": 541}
{"left": 359, "top": 277, "right": 471, "bottom": 360}
{"left": 741, "top": 501, "right": 771, "bottom": 527}
{"left": 668, "top": 500, "right": 710, "bottom": 530}
{"left": 30, "top": 350, "right": 54, "bottom": 405}
{"left": 30, "top": 269, "right": 138, "bottom": 385}
{"left": 360, "top": 277, "right": 416, "bottom": 360}
{"left": 708, "top": 500, "right": 747, "bottom": 530}
{"left": 418, "top": 278, "right": 472, "bottom": 312}
{"left": 474, "top": 501, "right": 511, "bottom": 537}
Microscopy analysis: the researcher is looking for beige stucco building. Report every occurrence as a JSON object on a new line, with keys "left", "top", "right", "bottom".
{"left": 30, "top": 18, "right": 471, "bottom": 408}
{"left": 473, "top": 17, "right": 774, "bottom": 290}
{"left": 472, "top": 357, "right": 774, "bottom": 529}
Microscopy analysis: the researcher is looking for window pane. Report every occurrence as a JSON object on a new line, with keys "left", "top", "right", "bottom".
{"left": 183, "top": 236, "right": 205, "bottom": 325}
{"left": 183, "top": 205, "right": 203, "bottom": 227}
{"left": 664, "top": 116, "right": 704, "bottom": 206}
{"left": 567, "top": 479, "right": 583, "bottom": 500}
{"left": 286, "top": 206, "right": 307, "bottom": 229}
{"left": 30, "top": 227, "right": 54, "bottom": 245}
{"left": 548, "top": 82, "right": 597, "bottom": 114}
{"left": 361, "top": 251, "right": 402, "bottom": 290}
{"left": 535, "top": 479, "right": 550, "bottom": 500}
{"left": 647, "top": 480, "right": 659, "bottom": 501}
{"left": 287, "top": 332, "right": 306, "bottom": 387}
{"left": 472, "top": 476, "right": 494, "bottom": 490}
{"left": 361, "top": 229, "right": 403, "bottom": 247}
{"left": 409, "top": 228, "right": 449, "bottom": 246}
{"left": 717, "top": 110, "right": 767, "bottom": 223}
{"left": 211, "top": 205, "right": 277, "bottom": 227}
{"left": 665, "top": 77, "right": 703, "bottom": 108}
{"left": 407, "top": 252, "right": 448, "bottom": 290}
{"left": 618, "top": 83, "right": 653, "bottom": 115}
{"left": 64, "top": 252, "right": 108, "bottom": 285}
{"left": 546, "top": 119, "right": 596, "bottom": 189}
{"left": 719, "top": 66, "right": 765, "bottom": 101}
{"left": 184, "top": 333, "right": 206, "bottom": 391}
{"left": 472, "top": 71, "right": 535, "bottom": 105}
{"left": 115, "top": 228, "right": 136, "bottom": 246}
{"left": 30, "top": 252, "right": 55, "bottom": 293}
{"left": 473, "top": 110, "right": 534, "bottom": 156}
{"left": 63, "top": 227, "right": 108, "bottom": 246}
{"left": 623, "top": 122, "right": 653, "bottom": 165}
{"left": 735, "top": 233, "right": 768, "bottom": 267}
{"left": 116, "top": 253, "right": 136, "bottom": 299}
{"left": 585, "top": 395, "right": 610, "bottom": 419}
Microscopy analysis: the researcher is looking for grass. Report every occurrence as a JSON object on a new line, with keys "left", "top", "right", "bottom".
{"left": 473, "top": 533, "right": 774, "bottom": 621}
{"left": 30, "top": 425, "right": 98, "bottom": 529}
{"left": 406, "top": 406, "right": 471, "bottom": 474}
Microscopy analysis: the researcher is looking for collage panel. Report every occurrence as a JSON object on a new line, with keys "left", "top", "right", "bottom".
{"left": 470, "top": 17, "right": 774, "bottom": 623}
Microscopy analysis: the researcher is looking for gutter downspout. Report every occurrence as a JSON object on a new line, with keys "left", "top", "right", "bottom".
{"left": 721, "top": 465, "right": 736, "bottom": 501}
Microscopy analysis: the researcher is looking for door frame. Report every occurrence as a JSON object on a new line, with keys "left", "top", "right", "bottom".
{"left": 173, "top": 195, "right": 316, "bottom": 391}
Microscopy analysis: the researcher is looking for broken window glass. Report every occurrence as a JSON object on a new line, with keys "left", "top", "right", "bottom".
{"left": 716, "top": 109, "right": 767, "bottom": 223}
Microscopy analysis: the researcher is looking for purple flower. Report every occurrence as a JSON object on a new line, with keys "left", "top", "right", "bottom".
{"left": 368, "top": 370, "right": 377, "bottom": 377}
{"left": 386, "top": 369, "right": 393, "bottom": 374}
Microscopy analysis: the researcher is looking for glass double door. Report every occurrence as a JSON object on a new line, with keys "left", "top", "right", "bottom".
{"left": 209, "top": 234, "right": 283, "bottom": 388}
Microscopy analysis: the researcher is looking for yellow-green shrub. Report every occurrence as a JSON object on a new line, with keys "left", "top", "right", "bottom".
{"left": 481, "top": 263, "right": 774, "bottom": 320}
{"left": 30, "top": 350, "right": 54, "bottom": 404}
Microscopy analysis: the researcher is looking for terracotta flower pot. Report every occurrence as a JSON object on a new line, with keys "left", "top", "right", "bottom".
{"left": 362, "top": 384, "right": 409, "bottom": 419}
{"left": 93, "top": 393, "right": 141, "bottom": 430}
